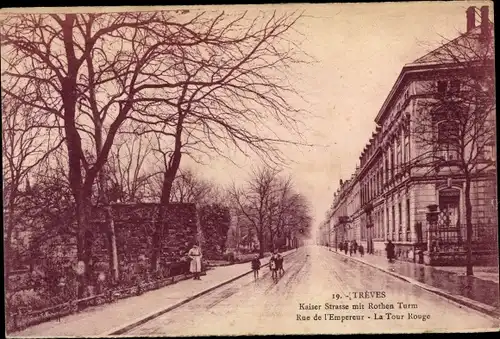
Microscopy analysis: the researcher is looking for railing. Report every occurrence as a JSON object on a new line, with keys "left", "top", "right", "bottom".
{"left": 425, "top": 223, "right": 498, "bottom": 253}
{"left": 6, "top": 261, "right": 204, "bottom": 333}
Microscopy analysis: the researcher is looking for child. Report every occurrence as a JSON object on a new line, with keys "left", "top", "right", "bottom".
{"left": 358, "top": 244, "right": 365, "bottom": 257}
{"left": 276, "top": 253, "right": 284, "bottom": 276}
{"left": 251, "top": 256, "right": 261, "bottom": 280}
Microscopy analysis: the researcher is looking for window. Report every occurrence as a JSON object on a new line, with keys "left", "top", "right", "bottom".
{"left": 450, "top": 80, "right": 460, "bottom": 93}
{"left": 437, "top": 80, "right": 448, "bottom": 94}
{"left": 396, "top": 141, "right": 402, "bottom": 174}
{"left": 406, "top": 198, "right": 411, "bottom": 231}
{"left": 404, "top": 134, "right": 410, "bottom": 164}
{"left": 386, "top": 207, "right": 390, "bottom": 237}
{"left": 385, "top": 159, "right": 389, "bottom": 184}
{"left": 437, "top": 120, "right": 459, "bottom": 161}
{"left": 390, "top": 149, "right": 394, "bottom": 179}
{"left": 392, "top": 205, "right": 395, "bottom": 232}
{"left": 398, "top": 202, "right": 402, "bottom": 227}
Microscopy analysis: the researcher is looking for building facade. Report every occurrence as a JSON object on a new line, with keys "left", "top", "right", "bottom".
{"left": 328, "top": 6, "right": 497, "bottom": 266}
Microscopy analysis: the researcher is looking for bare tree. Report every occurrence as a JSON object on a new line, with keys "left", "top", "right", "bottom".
{"left": 170, "top": 168, "right": 214, "bottom": 205}
{"left": 410, "top": 23, "right": 495, "bottom": 275}
{"left": 230, "top": 167, "right": 280, "bottom": 258}
{"left": 130, "top": 10, "right": 310, "bottom": 269}
{"left": 106, "top": 134, "right": 156, "bottom": 203}
{"left": 1, "top": 10, "right": 234, "bottom": 295}
{"left": 2, "top": 96, "right": 63, "bottom": 291}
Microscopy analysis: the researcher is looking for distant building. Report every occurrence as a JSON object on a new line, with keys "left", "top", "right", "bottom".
{"left": 329, "top": 7, "right": 496, "bottom": 265}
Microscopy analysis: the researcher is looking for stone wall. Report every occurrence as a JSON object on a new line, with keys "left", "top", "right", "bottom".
{"left": 198, "top": 204, "right": 231, "bottom": 260}
{"left": 91, "top": 203, "right": 199, "bottom": 280}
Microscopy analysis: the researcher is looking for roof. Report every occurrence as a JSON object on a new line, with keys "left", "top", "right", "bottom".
{"left": 374, "top": 22, "right": 494, "bottom": 124}
{"left": 410, "top": 24, "right": 494, "bottom": 66}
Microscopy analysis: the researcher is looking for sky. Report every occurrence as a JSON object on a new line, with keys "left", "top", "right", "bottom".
{"left": 1, "top": 2, "right": 494, "bottom": 237}
{"left": 180, "top": 1, "right": 494, "bottom": 235}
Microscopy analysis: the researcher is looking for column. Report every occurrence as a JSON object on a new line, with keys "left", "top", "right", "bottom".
{"left": 383, "top": 199, "right": 388, "bottom": 241}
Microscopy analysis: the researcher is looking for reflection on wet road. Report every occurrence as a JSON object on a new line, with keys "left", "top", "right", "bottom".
{"left": 127, "top": 246, "right": 499, "bottom": 336}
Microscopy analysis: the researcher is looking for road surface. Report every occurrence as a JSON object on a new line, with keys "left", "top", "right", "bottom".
{"left": 126, "top": 246, "right": 499, "bottom": 336}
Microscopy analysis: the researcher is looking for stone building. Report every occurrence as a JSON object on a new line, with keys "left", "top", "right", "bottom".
{"left": 328, "top": 6, "right": 497, "bottom": 266}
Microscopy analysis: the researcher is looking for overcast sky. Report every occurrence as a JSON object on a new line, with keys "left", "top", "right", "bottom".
{"left": 3, "top": 2, "right": 492, "bottom": 235}
{"left": 181, "top": 1, "right": 494, "bottom": 235}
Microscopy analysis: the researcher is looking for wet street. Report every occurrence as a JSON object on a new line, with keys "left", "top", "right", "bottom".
{"left": 126, "top": 246, "right": 499, "bottom": 336}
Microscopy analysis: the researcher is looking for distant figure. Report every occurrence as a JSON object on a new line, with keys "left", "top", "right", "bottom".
{"left": 276, "top": 253, "right": 284, "bottom": 276}
{"left": 270, "top": 251, "right": 279, "bottom": 281}
{"left": 352, "top": 240, "right": 358, "bottom": 255}
{"left": 386, "top": 240, "right": 395, "bottom": 263}
{"left": 344, "top": 241, "right": 349, "bottom": 255}
{"left": 339, "top": 242, "right": 343, "bottom": 252}
{"left": 188, "top": 244, "right": 203, "bottom": 280}
{"left": 251, "top": 255, "right": 261, "bottom": 280}
{"left": 358, "top": 244, "right": 364, "bottom": 257}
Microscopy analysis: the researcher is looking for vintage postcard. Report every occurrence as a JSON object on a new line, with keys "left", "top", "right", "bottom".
{"left": 2, "top": 1, "right": 498, "bottom": 336}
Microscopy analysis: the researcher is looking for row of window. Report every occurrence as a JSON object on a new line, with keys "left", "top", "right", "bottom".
{"left": 360, "top": 129, "right": 411, "bottom": 206}
{"left": 368, "top": 198, "right": 411, "bottom": 240}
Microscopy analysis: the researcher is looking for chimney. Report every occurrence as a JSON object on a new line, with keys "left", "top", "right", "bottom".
{"left": 480, "top": 6, "right": 490, "bottom": 37}
{"left": 466, "top": 6, "right": 476, "bottom": 32}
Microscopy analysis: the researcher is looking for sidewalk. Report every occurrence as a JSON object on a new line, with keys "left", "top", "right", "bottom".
{"left": 9, "top": 249, "right": 298, "bottom": 337}
{"left": 330, "top": 248, "right": 500, "bottom": 316}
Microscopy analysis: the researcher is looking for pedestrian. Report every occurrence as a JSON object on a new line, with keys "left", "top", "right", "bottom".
{"left": 358, "top": 244, "right": 364, "bottom": 257}
{"left": 276, "top": 252, "right": 284, "bottom": 276}
{"left": 344, "top": 241, "right": 348, "bottom": 255}
{"left": 270, "top": 251, "right": 278, "bottom": 281}
{"left": 188, "top": 243, "right": 203, "bottom": 280}
{"left": 339, "top": 242, "right": 343, "bottom": 252}
{"left": 251, "top": 255, "right": 261, "bottom": 280}
{"left": 386, "top": 240, "right": 395, "bottom": 263}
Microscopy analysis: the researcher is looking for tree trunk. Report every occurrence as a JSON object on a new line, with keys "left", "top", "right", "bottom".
{"left": 150, "top": 113, "right": 184, "bottom": 272}
{"left": 74, "top": 191, "right": 93, "bottom": 299}
{"left": 106, "top": 207, "right": 119, "bottom": 284}
{"left": 258, "top": 232, "right": 265, "bottom": 258}
{"left": 464, "top": 177, "right": 474, "bottom": 276}
{"left": 150, "top": 167, "right": 177, "bottom": 272}
{"left": 97, "top": 167, "right": 119, "bottom": 284}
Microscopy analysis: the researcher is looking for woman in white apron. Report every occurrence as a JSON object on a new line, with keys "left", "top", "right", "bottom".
{"left": 188, "top": 244, "right": 203, "bottom": 280}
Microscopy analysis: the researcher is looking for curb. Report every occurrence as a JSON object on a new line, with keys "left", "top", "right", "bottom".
{"left": 330, "top": 250, "right": 500, "bottom": 319}
{"left": 102, "top": 249, "right": 297, "bottom": 336}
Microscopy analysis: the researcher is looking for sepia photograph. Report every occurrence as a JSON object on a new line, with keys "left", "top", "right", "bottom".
{"left": 1, "top": 1, "right": 498, "bottom": 336}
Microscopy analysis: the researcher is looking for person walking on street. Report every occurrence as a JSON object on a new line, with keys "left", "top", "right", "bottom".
{"left": 188, "top": 244, "right": 203, "bottom": 280}
{"left": 353, "top": 240, "right": 358, "bottom": 255}
{"left": 276, "top": 252, "right": 284, "bottom": 276}
{"left": 358, "top": 244, "right": 364, "bottom": 257}
{"left": 251, "top": 255, "right": 261, "bottom": 281}
{"left": 386, "top": 240, "right": 395, "bottom": 263}
{"left": 270, "top": 251, "right": 279, "bottom": 281}
{"left": 344, "top": 241, "right": 349, "bottom": 255}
